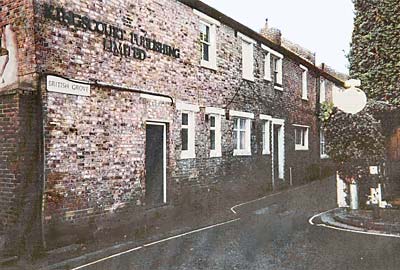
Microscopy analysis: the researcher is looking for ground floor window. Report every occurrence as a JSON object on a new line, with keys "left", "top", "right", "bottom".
{"left": 320, "top": 129, "right": 328, "bottom": 158}
{"left": 262, "top": 120, "right": 271, "bottom": 155}
{"left": 233, "top": 117, "right": 251, "bottom": 156}
{"left": 209, "top": 114, "right": 222, "bottom": 157}
{"left": 180, "top": 111, "right": 195, "bottom": 159}
{"left": 294, "top": 125, "right": 309, "bottom": 151}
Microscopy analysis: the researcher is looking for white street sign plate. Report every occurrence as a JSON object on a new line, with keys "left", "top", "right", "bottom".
{"left": 47, "top": 75, "right": 91, "bottom": 97}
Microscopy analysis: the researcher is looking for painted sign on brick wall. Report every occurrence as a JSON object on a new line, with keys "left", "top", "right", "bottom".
{"left": 47, "top": 75, "right": 91, "bottom": 96}
{"left": 43, "top": 3, "right": 181, "bottom": 61}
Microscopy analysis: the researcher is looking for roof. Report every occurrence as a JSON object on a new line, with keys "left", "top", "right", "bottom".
{"left": 177, "top": 0, "right": 346, "bottom": 87}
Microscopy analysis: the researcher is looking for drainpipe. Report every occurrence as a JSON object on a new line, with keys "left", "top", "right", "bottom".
{"left": 42, "top": 72, "right": 175, "bottom": 105}
{"left": 37, "top": 74, "right": 47, "bottom": 250}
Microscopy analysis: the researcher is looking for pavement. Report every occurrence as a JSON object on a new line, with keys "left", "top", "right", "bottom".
{"left": 312, "top": 207, "right": 400, "bottom": 237}
{"left": 4, "top": 178, "right": 400, "bottom": 269}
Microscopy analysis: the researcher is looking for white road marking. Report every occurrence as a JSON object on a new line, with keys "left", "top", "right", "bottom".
{"left": 231, "top": 181, "right": 319, "bottom": 214}
{"left": 70, "top": 218, "right": 240, "bottom": 270}
{"left": 309, "top": 208, "right": 400, "bottom": 239}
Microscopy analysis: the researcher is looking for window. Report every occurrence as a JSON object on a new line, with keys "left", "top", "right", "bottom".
{"left": 230, "top": 110, "right": 253, "bottom": 156}
{"left": 208, "top": 113, "right": 222, "bottom": 157}
{"left": 177, "top": 102, "right": 199, "bottom": 159}
{"left": 239, "top": 33, "right": 255, "bottom": 81}
{"left": 199, "top": 21, "right": 217, "bottom": 70}
{"left": 301, "top": 65, "right": 308, "bottom": 100}
{"left": 181, "top": 113, "right": 189, "bottom": 151}
{"left": 294, "top": 125, "right": 309, "bottom": 151}
{"left": 320, "top": 78, "right": 326, "bottom": 103}
{"left": 180, "top": 111, "right": 195, "bottom": 159}
{"left": 194, "top": 10, "right": 219, "bottom": 70}
{"left": 272, "top": 56, "right": 282, "bottom": 86}
{"left": 210, "top": 116, "right": 216, "bottom": 150}
{"left": 233, "top": 118, "right": 250, "bottom": 155}
{"left": 262, "top": 44, "right": 283, "bottom": 90}
{"left": 262, "top": 120, "right": 271, "bottom": 155}
{"left": 200, "top": 22, "right": 211, "bottom": 62}
{"left": 320, "top": 130, "right": 328, "bottom": 158}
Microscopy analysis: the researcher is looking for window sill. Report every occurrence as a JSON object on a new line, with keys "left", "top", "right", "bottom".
{"left": 200, "top": 60, "right": 217, "bottom": 71}
{"left": 210, "top": 151, "right": 222, "bottom": 158}
{"left": 180, "top": 151, "right": 196, "bottom": 159}
{"left": 274, "top": 85, "right": 283, "bottom": 91}
{"left": 242, "top": 76, "right": 255, "bottom": 82}
{"left": 302, "top": 97, "right": 309, "bottom": 101}
{"left": 233, "top": 150, "right": 252, "bottom": 156}
{"left": 262, "top": 150, "right": 271, "bottom": 155}
{"left": 295, "top": 146, "right": 309, "bottom": 151}
{"left": 321, "top": 154, "right": 329, "bottom": 159}
{"left": 264, "top": 77, "right": 272, "bottom": 82}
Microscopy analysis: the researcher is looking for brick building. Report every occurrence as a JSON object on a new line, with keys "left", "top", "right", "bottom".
{"left": 0, "top": 0, "right": 345, "bottom": 255}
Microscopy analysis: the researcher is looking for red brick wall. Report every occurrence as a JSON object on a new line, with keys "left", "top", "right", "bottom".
{"left": 0, "top": 90, "right": 42, "bottom": 256}
{"left": 24, "top": 0, "right": 342, "bottom": 231}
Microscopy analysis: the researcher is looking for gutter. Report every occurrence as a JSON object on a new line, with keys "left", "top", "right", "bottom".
{"left": 177, "top": 0, "right": 346, "bottom": 87}
{"left": 41, "top": 72, "right": 175, "bottom": 105}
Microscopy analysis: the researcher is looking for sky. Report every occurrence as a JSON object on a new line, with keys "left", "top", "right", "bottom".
{"left": 201, "top": 0, "right": 354, "bottom": 74}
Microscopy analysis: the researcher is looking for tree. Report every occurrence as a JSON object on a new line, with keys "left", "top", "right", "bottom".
{"left": 349, "top": 0, "right": 400, "bottom": 106}
{"left": 321, "top": 102, "right": 386, "bottom": 183}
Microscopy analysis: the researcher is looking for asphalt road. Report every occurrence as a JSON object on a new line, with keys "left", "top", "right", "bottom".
{"left": 78, "top": 179, "right": 400, "bottom": 270}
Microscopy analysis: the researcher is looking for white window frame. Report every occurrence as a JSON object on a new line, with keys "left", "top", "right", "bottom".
{"left": 238, "top": 33, "right": 255, "bottom": 82}
{"left": 260, "top": 114, "right": 272, "bottom": 155}
{"left": 230, "top": 110, "right": 254, "bottom": 156}
{"left": 262, "top": 44, "right": 283, "bottom": 90}
{"left": 320, "top": 129, "right": 329, "bottom": 159}
{"left": 300, "top": 65, "right": 308, "bottom": 100}
{"left": 177, "top": 102, "right": 199, "bottom": 159}
{"left": 294, "top": 124, "right": 309, "bottom": 151}
{"left": 320, "top": 78, "right": 326, "bottom": 103}
{"left": 194, "top": 10, "right": 220, "bottom": 71}
{"left": 205, "top": 107, "right": 224, "bottom": 158}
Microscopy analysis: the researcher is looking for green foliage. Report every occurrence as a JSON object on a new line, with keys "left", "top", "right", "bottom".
{"left": 319, "top": 101, "right": 335, "bottom": 123}
{"left": 349, "top": 0, "right": 400, "bottom": 105}
{"left": 323, "top": 103, "right": 386, "bottom": 182}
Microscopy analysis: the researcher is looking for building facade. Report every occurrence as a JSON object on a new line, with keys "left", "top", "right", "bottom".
{"left": 0, "top": 0, "right": 344, "bottom": 254}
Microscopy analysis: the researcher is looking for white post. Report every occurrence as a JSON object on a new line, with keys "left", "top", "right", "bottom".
{"left": 349, "top": 182, "right": 359, "bottom": 210}
{"left": 336, "top": 172, "right": 348, "bottom": 208}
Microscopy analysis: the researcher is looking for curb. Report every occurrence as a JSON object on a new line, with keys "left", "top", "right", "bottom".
{"left": 310, "top": 208, "right": 400, "bottom": 238}
{"left": 332, "top": 211, "right": 400, "bottom": 235}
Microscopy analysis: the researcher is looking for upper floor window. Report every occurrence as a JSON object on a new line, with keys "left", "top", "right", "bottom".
{"left": 194, "top": 10, "right": 219, "bottom": 70}
{"left": 230, "top": 110, "right": 254, "bottom": 156}
{"left": 294, "top": 124, "right": 309, "bottom": 151}
{"left": 262, "top": 44, "right": 283, "bottom": 90}
{"left": 238, "top": 33, "right": 255, "bottom": 81}
{"left": 320, "top": 78, "right": 326, "bottom": 103}
{"left": 300, "top": 65, "right": 308, "bottom": 100}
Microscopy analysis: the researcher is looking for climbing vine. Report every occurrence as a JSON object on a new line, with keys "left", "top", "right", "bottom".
{"left": 349, "top": 0, "right": 400, "bottom": 106}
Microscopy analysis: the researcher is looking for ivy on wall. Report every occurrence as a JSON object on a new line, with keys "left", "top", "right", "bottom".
{"left": 349, "top": 0, "right": 400, "bottom": 106}
{"left": 320, "top": 102, "right": 386, "bottom": 183}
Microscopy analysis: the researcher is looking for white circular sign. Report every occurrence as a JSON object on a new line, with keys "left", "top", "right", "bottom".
{"left": 334, "top": 87, "right": 367, "bottom": 114}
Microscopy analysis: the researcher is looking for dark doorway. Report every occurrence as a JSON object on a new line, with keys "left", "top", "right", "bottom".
{"left": 386, "top": 127, "right": 400, "bottom": 197}
{"left": 145, "top": 123, "right": 166, "bottom": 206}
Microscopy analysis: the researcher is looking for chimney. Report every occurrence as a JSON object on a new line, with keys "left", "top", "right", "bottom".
{"left": 260, "top": 18, "right": 282, "bottom": 45}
